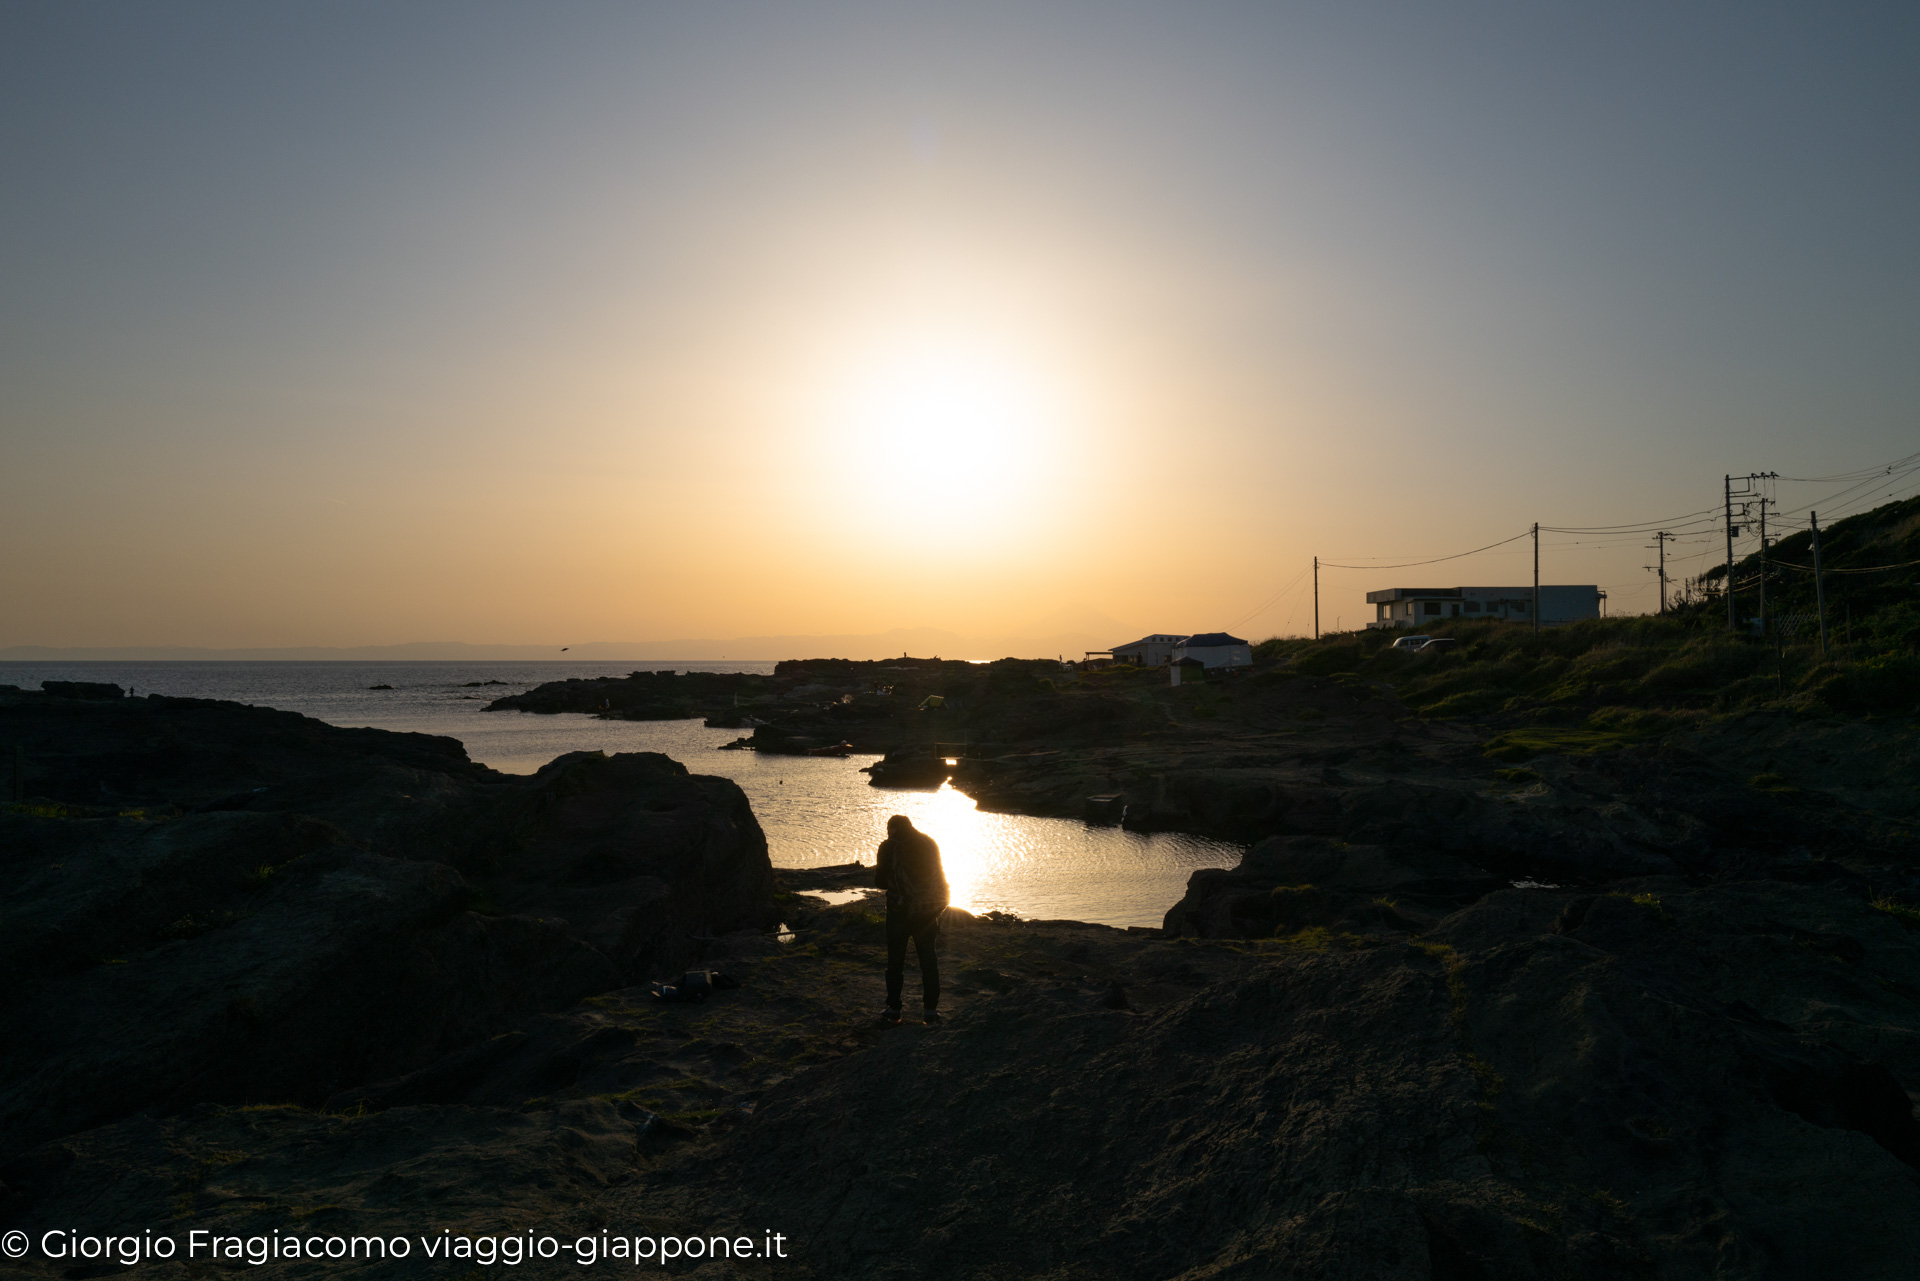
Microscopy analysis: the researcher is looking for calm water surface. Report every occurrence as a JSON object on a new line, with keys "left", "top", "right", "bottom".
{"left": 2, "top": 662, "right": 1243, "bottom": 927}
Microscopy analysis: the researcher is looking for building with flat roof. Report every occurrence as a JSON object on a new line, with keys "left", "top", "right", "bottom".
{"left": 1366, "top": 585, "right": 1600, "bottom": 629}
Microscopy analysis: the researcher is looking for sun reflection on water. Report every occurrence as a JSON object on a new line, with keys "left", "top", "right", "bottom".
{"left": 459, "top": 719, "right": 1244, "bottom": 926}
{"left": 871, "top": 782, "right": 1009, "bottom": 914}
{"left": 323, "top": 693, "right": 1240, "bottom": 927}
{"left": 850, "top": 781, "right": 1234, "bottom": 926}
{"left": 0, "top": 663, "right": 1242, "bottom": 929}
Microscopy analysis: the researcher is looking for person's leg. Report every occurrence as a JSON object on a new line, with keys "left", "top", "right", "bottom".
{"left": 884, "top": 905, "right": 909, "bottom": 1010}
{"left": 912, "top": 907, "right": 942, "bottom": 1010}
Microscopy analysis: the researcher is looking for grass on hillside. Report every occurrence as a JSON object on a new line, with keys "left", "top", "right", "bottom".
{"left": 1258, "top": 615, "right": 1920, "bottom": 724}
{"left": 1255, "top": 493, "right": 1920, "bottom": 725}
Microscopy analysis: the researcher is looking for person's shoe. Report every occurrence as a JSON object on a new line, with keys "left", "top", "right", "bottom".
{"left": 880, "top": 1007, "right": 903, "bottom": 1026}
{"left": 922, "top": 1009, "right": 943, "bottom": 1025}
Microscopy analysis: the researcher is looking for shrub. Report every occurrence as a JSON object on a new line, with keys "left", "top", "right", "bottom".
{"left": 1482, "top": 726, "right": 1636, "bottom": 760}
{"left": 1586, "top": 705, "right": 1704, "bottom": 734}
{"left": 1872, "top": 897, "right": 1920, "bottom": 928}
{"left": 1293, "top": 643, "right": 1364, "bottom": 676}
{"left": 1632, "top": 638, "right": 1763, "bottom": 702}
{"left": 1803, "top": 654, "right": 1920, "bottom": 714}
{"left": 1612, "top": 891, "right": 1673, "bottom": 924}
{"left": 1422, "top": 689, "right": 1510, "bottom": 718}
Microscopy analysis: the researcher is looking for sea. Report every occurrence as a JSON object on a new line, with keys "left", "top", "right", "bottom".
{"left": 2, "top": 661, "right": 1243, "bottom": 928}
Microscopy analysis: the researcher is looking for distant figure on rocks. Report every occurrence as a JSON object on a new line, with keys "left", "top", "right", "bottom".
{"left": 876, "top": 815, "right": 949, "bottom": 1025}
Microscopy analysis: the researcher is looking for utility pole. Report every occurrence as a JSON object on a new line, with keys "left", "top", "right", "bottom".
{"left": 1724, "top": 475, "right": 1736, "bottom": 629}
{"left": 1725, "top": 472, "right": 1773, "bottom": 632}
{"left": 1810, "top": 511, "right": 1829, "bottom": 655}
{"left": 1313, "top": 557, "right": 1319, "bottom": 641}
{"left": 1647, "top": 531, "right": 1675, "bottom": 614}
{"left": 1745, "top": 472, "right": 1779, "bottom": 635}
{"left": 1531, "top": 522, "right": 1540, "bottom": 639}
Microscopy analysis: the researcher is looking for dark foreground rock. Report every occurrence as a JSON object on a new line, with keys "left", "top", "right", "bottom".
{"left": 0, "top": 686, "right": 775, "bottom": 1156}
{"left": 8, "top": 670, "right": 1920, "bottom": 1280}
{"left": 7, "top": 857, "right": 1920, "bottom": 1280}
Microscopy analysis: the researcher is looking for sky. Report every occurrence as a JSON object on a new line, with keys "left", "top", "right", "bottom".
{"left": 3, "top": 1, "right": 1917, "bottom": 651}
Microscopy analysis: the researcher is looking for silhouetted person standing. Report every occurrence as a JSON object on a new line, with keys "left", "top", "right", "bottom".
{"left": 875, "top": 814, "right": 948, "bottom": 1025}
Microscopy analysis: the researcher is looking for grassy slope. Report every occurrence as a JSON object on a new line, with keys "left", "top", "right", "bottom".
{"left": 1253, "top": 496, "right": 1920, "bottom": 731}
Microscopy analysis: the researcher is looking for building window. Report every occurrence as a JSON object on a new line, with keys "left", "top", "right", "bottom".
{"left": 1465, "top": 601, "right": 1481, "bottom": 613}
{"left": 1423, "top": 601, "right": 1441, "bottom": 616}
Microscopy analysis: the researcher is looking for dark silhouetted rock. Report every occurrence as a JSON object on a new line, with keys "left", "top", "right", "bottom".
{"left": 1162, "top": 835, "right": 1496, "bottom": 937}
{"left": 39, "top": 680, "right": 123, "bottom": 700}
{"left": 0, "top": 688, "right": 774, "bottom": 1155}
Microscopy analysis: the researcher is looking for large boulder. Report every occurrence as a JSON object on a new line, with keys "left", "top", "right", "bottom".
{"left": 0, "top": 690, "right": 775, "bottom": 1153}
{"left": 495, "top": 750, "right": 778, "bottom": 976}
{"left": 1162, "top": 835, "right": 1501, "bottom": 938}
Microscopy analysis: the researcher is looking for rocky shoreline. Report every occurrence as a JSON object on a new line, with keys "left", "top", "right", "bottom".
{"left": 493, "top": 653, "right": 1920, "bottom": 892}
{"left": 5, "top": 675, "right": 1920, "bottom": 1278}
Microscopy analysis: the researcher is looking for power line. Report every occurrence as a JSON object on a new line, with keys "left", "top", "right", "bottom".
{"left": 1541, "top": 506, "right": 1721, "bottom": 535}
{"left": 1775, "top": 464, "right": 1920, "bottom": 519}
{"left": 1226, "top": 563, "right": 1313, "bottom": 629}
{"left": 1765, "top": 556, "right": 1920, "bottom": 576}
{"left": 1316, "top": 530, "right": 1531, "bottom": 571}
{"left": 1239, "top": 445, "right": 1920, "bottom": 630}
{"left": 1782, "top": 448, "right": 1920, "bottom": 485}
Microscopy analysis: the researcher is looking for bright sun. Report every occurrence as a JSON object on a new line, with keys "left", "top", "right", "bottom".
{"left": 830, "top": 339, "right": 1056, "bottom": 525}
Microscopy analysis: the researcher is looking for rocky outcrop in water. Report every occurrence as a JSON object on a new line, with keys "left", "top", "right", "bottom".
{"left": 1161, "top": 835, "right": 1502, "bottom": 937}
{"left": 0, "top": 685, "right": 775, "bottom": 1156}
{"left": 945, "top": 663, "right": 1920, "bottom": 899}
{"left": 483, "top": 657, "right": 1077, "bottom": 757}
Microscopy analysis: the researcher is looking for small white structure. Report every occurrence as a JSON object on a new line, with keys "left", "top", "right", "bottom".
{"left": 1366, "top": 586, "right": 1600, "bottom": 629}
{"left": 1173, "top": 632, "right": 1253, "bottom": 670}
{"left": 1110, "top": 633, "right": 1188, "bottom": 666}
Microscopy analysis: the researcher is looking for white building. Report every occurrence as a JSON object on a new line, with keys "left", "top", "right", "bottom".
{"left": 1365, "top": 585, "right": 1601, "bottom": 629}
{"left": 1110, "top": 634, "right": 1188, "bottom": 666}
{"left": 1173, "top": 632, "right": 1254, "bottom": 669}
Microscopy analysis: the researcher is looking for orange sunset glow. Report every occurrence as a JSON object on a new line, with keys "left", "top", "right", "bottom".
{"left": 3, "top": 4, "right": 1916, "bottom": 658}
